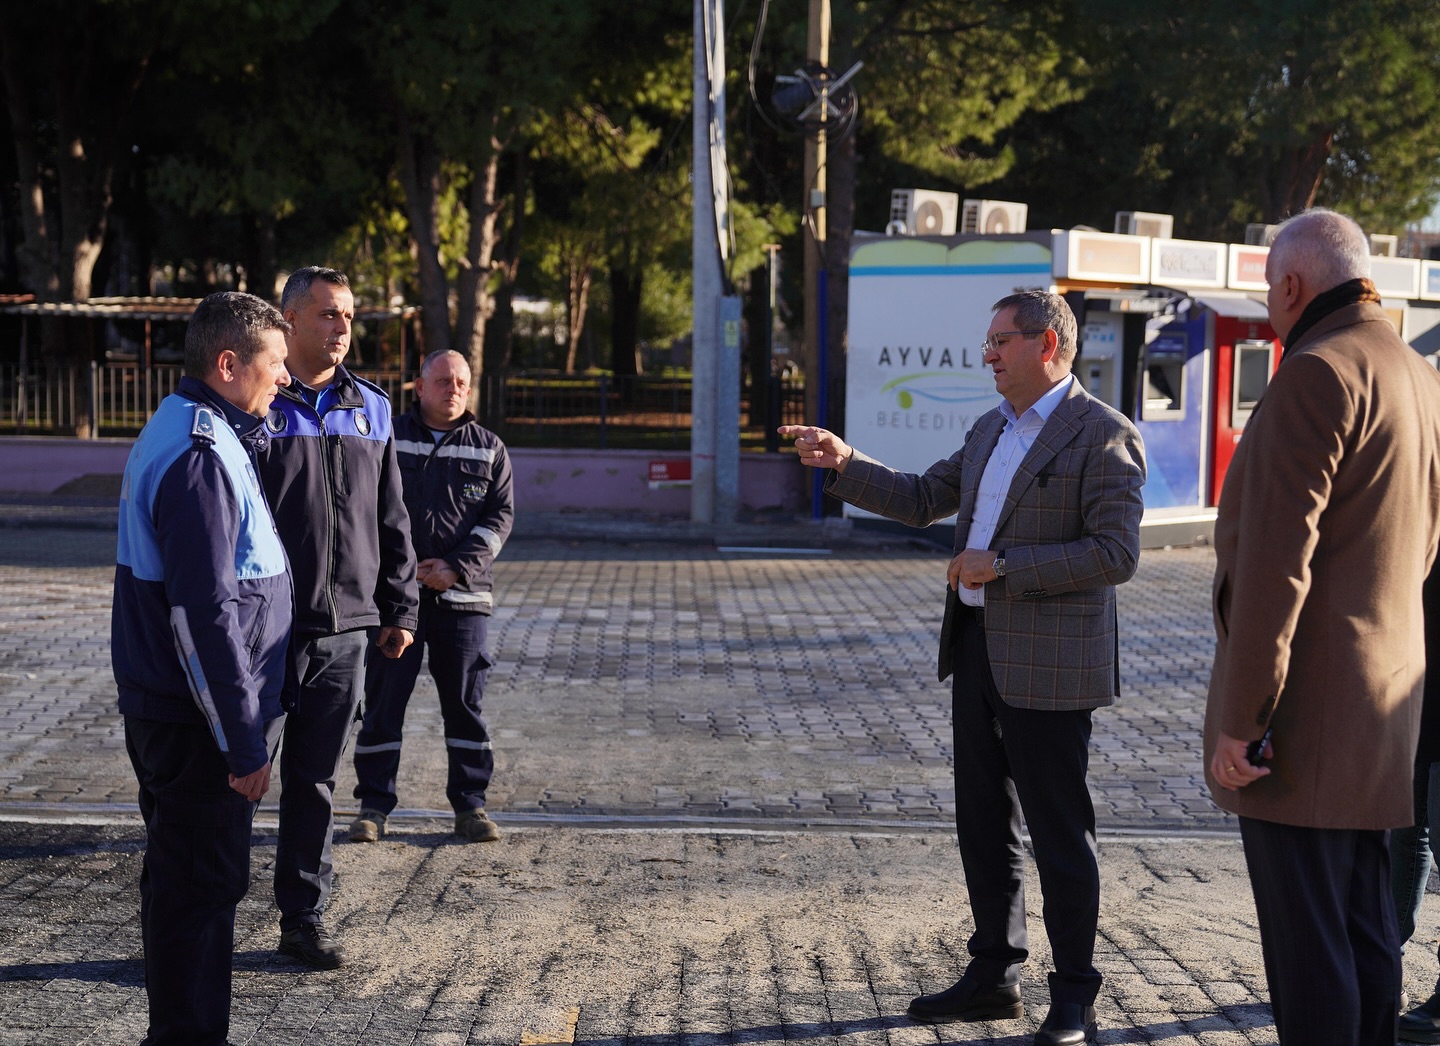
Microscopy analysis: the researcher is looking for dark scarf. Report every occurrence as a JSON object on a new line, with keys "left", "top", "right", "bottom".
{"left": 1283, "top": 276, "right": 1382, "bottom": 352}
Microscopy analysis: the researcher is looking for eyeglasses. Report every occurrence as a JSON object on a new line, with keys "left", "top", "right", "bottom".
{"left": 982, "top": 329, "right": 1050, "bottom": 355}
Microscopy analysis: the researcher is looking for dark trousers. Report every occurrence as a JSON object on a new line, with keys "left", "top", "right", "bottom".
{"left": 950, "top": 613, "right": 1101, "bottom": 1004}
{"left": 1390, "top": 761, "right": 1440, "bottom": 954}
{"left": 126, "top": 715, "right": 283, "bottom": 1046}
{"left": 275, "top": 629, "right": 368, "bottom": 931}
{"left": 1239, "top": 816, "right": 1400, "bottom": 1045}
{"left": 355, "top": 600, "right": 493, "bottom": 815}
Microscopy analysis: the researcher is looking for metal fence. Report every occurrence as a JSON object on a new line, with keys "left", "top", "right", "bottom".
{"left": 0, "top": 364, "right": 807, "bottom": 450}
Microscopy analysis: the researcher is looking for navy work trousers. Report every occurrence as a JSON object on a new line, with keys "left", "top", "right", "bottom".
{"left": 355, "top": 600, "right": 493, "bottom": 815}
{"left": 126, "top": 714, "right": 283, "bottom": 1046}
{"left": 275, "top": 629, "right": 368, "bottom": 931}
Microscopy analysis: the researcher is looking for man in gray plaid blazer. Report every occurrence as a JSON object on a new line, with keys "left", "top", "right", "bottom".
{"left": 781, "top": 290, "right": 1145, "bottom": 1046}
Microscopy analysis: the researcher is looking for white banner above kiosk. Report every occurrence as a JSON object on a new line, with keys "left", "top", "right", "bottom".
{"left": 1053, "top": 230, "right": 1150, "bottom": 283}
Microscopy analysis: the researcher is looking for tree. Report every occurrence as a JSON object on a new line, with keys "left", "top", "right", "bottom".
{"left": 993, "top": 0, "right": 1440, "bottom": 238}
{"left": 0, "top": 1, "right": 159, "bottom": 304}
{"left": 341, "top": 0, "right": 605, "bottom": 395}
{"left": 744, "top": 0, "right": 1087, "bottom": 432}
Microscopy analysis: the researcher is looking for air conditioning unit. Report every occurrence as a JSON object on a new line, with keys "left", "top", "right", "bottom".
{"left": 1369, "top": 233, "right": 1399, "bottom": 257}
{"left": 1114, "top": 211, "right": 1174, "bottom": 239}
{"left": 1245, "top": 223, "right": 1277, "bottom": 246}
{"left": 962, "top": 199, "right": 1028, "bottom": 234}
{"left": 888, "top": 189, "right": 960, "bottom": 236}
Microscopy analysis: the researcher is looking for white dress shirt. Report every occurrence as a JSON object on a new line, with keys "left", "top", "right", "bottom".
{"left": 959, "top": 374, "right": 1074, "bottom": 607}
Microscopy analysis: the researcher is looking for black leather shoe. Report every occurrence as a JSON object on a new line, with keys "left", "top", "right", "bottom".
{"left": 1401, "top": 992, "right": 1440, "bottom": 1044}
{"left": 907, "top": 976, "right": 1023, "bottom": 1023}
{"left": 1033, "top": 1002, "right": 1097, "bottom": 1045}
{"left": 278, "top": 922, "right": 345, "bottom": 970}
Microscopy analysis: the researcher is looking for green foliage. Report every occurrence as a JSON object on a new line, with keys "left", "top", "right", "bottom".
{"left": 9, "top": 0, "right": 1440, "bottom": 375}
{"left": 847, "top": 0, "right": 1088, "bottom": 188}
{"left": 991, "top": 0, "right": 1440, "bottom": 238}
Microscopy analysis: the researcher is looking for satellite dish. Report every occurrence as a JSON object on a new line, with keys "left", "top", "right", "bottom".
{"left": 984, "top": 207, "right": 1013, "bottom": 234}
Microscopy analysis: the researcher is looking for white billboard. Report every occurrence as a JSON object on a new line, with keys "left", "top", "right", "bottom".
{"left": 842, "top": 234, "right": 1054, "bottom": 519}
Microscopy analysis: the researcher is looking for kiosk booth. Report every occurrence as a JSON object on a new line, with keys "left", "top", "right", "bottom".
{"left": 843, "top": 223, "right": 1430, "bottom": 547}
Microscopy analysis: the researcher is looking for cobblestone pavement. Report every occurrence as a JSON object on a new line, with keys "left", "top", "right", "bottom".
{"left": 0, "top": 527, "right": 1221, "bottom": 833}
{"left": 12, "top": 518, "right": 1410, "bottom": 1045}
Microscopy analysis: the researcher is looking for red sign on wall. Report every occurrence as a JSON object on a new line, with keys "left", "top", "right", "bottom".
{"left": 648, "top": 460, "right": 692, "bottom": 486}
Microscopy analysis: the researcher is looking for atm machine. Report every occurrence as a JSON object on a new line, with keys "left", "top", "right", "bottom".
{"left": 1141, "top": 295, "right": 1279, "bottom": 507}
{"left": 1071, "top": 291, "right": 1207, "bottom": 510}
{"left": 1131, "top": 301, "right": 1209, "bottom": 510}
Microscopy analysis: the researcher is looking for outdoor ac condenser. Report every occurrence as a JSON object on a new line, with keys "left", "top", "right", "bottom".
{"left": 962, "top": 199, "right": 1028, "bottom": 234}
{"left": 889, "top": 188, "right": 960, "bottom": 236}
{"left": 1245, "top": 223, "right": 1277, "bottom": 246}
{"left": 1114, "top": 211, "right": 1174, "bottom": 239}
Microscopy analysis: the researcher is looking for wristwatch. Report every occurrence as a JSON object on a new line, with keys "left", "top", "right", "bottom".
{"left": 992, "top": 550, "right": 1007, "bottom": 577}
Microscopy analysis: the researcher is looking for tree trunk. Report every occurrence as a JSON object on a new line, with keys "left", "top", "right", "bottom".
{"left": 244, "top": 210, "right": 278, "bottom": 303}
{"left": 563, "top": 260, "right": 591, "bottom": 374}
{"left": 396, "top": 122, "right": 452, "bottom": 359}
{"left": 609, "top": 262, "right": 643, "bottom": 378}
{"left": 0, "top": 23, "right": 60, "bottom": 301}
{"left": 456, "top": 112, "right": 505, "bottom": 396}
{"left": 486, "top": 149, "right": 527, "bottom": 377}
{"left": 54, "top": 20, "right": 148, "bottom": 303}
{"left": 1264, "top": 129, "right": 1334, "bottom": 222}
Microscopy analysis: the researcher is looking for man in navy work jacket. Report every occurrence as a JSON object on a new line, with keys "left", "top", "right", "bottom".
{"left": 349, "top": 348, "right": 514, "bottom": 845}
{"left": 257, "top": 266, "right": 419, "bottom": 970}
{"left": 114, "top": 291, "right": 293, "bottom": 1045}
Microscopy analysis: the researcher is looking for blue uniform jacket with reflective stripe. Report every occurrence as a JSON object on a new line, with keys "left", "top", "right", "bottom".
{"left": 112, "top": 378, "right": 292, "bottom": 776}
{"left": 258, "top": 366, "right": 419, "bottom": 636}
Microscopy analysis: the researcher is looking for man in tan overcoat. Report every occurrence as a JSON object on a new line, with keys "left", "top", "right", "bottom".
{"left": 1203, "top": 208, "right": 1440, "bottom": 1045}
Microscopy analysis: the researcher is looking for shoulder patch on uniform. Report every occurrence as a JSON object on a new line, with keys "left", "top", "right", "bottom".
{"left": 191, "top": 406, "right": 217, "bottom": 445}
{"left": 266, "top": 409, "right": 287, "bottom": 433}
{"left": 355, "top": 410, "right": 371, "bottom": 435}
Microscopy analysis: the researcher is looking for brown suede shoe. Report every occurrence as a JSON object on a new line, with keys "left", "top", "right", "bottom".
{"left": 455, "top": 808, "right": 500, "bottom": 843}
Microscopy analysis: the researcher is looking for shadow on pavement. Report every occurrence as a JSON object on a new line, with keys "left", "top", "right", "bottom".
{"left": 1105, "top": 1003, "right": 1274, "bottom": 1041}
{"left": 577, "top": 1015, "right": 920, "bottom": 1046}
{"left": 0, "top": 958, "right": 143, "bottom": 986}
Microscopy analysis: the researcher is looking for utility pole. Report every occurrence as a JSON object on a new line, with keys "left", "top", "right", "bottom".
{"left": 691, "top": 0, "right": 739, "bottom": 524}
{"left": 802, "top": 0, "right": 830, "bottom": 516}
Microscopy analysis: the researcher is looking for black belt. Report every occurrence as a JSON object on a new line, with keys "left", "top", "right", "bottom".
{"left": 960, "top": 604, "right": 985, "bottom": 626}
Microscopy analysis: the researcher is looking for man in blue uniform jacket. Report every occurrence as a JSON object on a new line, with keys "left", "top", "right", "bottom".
{"left": 113, "top": 291, "right": 294, "bottom": 1045}
{"left": 257, "top": 266, "right": 419, "bottom": 969}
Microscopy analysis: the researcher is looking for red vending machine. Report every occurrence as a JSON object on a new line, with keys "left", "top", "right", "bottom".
{"left": 1205, "top": 296, "right": 1280, "bottom": 505}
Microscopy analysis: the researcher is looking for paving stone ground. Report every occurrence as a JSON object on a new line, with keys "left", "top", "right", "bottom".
{"left": 0, "top": 528, "right": 1222, "bottom": 832}
{"left": 0, "top": 518, "right": 1436, "bottom": 1044}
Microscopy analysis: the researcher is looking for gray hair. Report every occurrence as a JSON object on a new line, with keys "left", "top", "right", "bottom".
{"left": 1266, "top": 208, "right": 1371, "bottom": 292}
{"left": 184, "top": 292, "right": 291, "bottom": 378}
{"left": 992, "top": 290, "right": 1079, "bottom": 365}
{"left": 419, "top": 349, "right": 472, "bottom": 380}
{"left": 279, "top": 266, "right": 350, "bottom": 312}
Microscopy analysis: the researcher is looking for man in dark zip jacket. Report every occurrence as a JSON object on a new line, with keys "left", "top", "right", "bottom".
{"left": 114, "top": 292, "right": 293, "bottom": 1045}
{"left": 257, "top": 266, "right": 419, "bottom": 970}
{"left": 348, "top": 349, "right": 514, "bottom": 845}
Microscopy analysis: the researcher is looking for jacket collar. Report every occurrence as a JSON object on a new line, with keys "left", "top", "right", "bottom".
{"left": 1283, "top": 300, "right": 1392, "bottom": 360}
{"left": 177, "top": 375, "right": 269, "bottom": 447}
{"left": 279, "top": 364, "right": 365, "bottom": 410}
{"left": 407, "top": 401, "right": 476, "bottom": 432}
